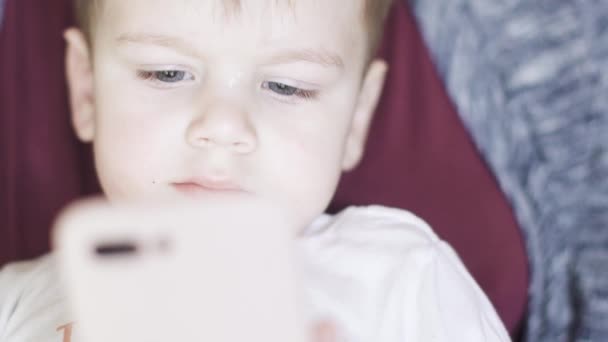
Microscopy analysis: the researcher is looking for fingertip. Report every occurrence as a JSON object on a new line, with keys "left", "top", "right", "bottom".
{"left": 313, "top": 321, "right": 337, "bottom": 342}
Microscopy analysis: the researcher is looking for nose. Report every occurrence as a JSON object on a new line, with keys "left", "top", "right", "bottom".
{"left": 186, "top": 100, "right": 257, "bottom": 154}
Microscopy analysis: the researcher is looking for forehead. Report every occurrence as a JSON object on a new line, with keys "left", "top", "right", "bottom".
{"left": 96, "top": 0, "right": 366, "bottom": 63}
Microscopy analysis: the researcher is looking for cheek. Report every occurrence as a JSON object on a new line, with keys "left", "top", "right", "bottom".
{"left": 261, "top": 116, "right": 350, "bottom": 224}
{"left": 92, "top": 102, "right": 181, "bottom": 199}
{"left": 93, "top": 122, "right": 156, "bottom": 199}
{"left": 282, "top": 139, "right": 344, "bottom": 225}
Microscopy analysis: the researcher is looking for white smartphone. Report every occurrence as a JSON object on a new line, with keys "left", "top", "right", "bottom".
{"left": 53, "top": 197, "right": 311, "bottom": 342}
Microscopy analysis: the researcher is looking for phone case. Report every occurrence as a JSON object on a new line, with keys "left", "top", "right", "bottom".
{"left": 53, "top": 198, "right": 310, "bottom": 342}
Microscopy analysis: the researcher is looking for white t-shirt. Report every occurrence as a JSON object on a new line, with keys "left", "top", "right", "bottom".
{"left": 0, "top": 206, "right": 510, "bottom": 342}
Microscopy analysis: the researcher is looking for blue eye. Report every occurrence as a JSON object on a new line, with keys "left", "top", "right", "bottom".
{"left": 267, "top": 82, "right": 299, "bottom": 96}
{"left": 137, "top": 70, "right": 193, "bottom": 84}
{"left": 155, "top": 70, "right": 186, "bottom": 83}
{"left": 263, "top": 81, "right": 317, "bottom": 100}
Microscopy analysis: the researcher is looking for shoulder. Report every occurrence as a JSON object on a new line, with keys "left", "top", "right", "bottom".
{"left": 0, "top": 254, "right": 75, "bottom": 342}
{"left": 300, "top": 206, "right": 510, "bottom": 341}
{"left": 0, "top": 254, "right": 59, "bottom": 317}
{"left": 304, "top": 205, "right": 439, "bottom": 240}
{"left": 300, "top": 205, "right": 442, "bottom": 263}
{"left": 0, "top": 254, "right": 57, "bottom": 290}
{"left": 301, "top": 204, "right": 448, "bottom": 271}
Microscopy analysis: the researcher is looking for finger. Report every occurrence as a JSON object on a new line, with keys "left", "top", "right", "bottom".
{"left": 312, "top": 321, "right": 337, "bottom": 342}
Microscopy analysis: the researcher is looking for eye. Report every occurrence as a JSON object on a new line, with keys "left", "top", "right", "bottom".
{"left": 137, "top": 70, "right": 194, "bottom": 84}
{"left": 262, "top": 81, "right": 317, "bottom": 100}
{"left": 156, "top": 70, "right": 187, "bottom": 83}
{"left": 267, "top": 82, "right": 299, "bottom": 96}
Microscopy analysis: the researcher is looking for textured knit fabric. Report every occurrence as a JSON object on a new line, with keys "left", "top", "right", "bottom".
{"left": 411, "top": 1, "right": 608, "bottom": 341}
{"left": 0, "top": 0, "right": 4, "bottom": 28}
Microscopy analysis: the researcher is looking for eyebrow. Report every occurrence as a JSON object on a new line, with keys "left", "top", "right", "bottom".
{"left": 116, "top": 32, "right": 344, "bottom": 69}
{"left": 264, "top": 48, "right": 345, "bottom": 69}
{"left": 116, "top": 33, "right": 202, "bottom": 58}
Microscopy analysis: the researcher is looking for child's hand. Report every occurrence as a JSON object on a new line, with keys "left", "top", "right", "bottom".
{"left": 312, "top": 321, "right": 338, "bottom": 342}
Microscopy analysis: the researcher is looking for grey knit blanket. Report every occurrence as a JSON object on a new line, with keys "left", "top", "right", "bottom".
{"left": 411, "top": 1, "right": 608, "bottom": 341}
{"left": 0, "top": 0, "right": 4, "bottom": 28}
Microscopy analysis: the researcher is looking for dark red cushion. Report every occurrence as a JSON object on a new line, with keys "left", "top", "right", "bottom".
{"left": 0, "top": 0, "right": 528, "bottom": 336}
{"left": 0, "top": 0, "right": 99, "bottom": 262}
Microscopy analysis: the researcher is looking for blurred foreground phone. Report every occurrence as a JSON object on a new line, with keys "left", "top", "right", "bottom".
{"left": 53, "top": 198, "right": 311, "bottom": 342}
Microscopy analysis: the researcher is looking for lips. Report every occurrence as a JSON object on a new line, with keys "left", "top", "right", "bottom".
{"left": 172, "top": 178, "right": 244, "bottom": 194}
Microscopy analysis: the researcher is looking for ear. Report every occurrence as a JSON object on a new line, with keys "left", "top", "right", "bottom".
{"left": 64, "top": 28, "right": 96, "bottom": 142}
{"left": 342, "top": 59, "right": 388, "bottom": 171}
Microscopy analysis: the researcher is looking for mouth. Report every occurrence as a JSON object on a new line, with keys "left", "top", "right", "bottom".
{"left": 171, "top": 178, "right": 244, "bottom": 195}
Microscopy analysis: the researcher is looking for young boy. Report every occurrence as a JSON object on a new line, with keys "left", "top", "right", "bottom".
{"left": 0, "top": 0, "right": 510, "bottom": 341}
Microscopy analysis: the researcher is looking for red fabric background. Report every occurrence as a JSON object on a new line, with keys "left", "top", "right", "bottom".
{"left": 0, "top": 0, "right": 99, "bottom": 264}
{"left": 0, "top": 0, "right": 528, "bottom": 336}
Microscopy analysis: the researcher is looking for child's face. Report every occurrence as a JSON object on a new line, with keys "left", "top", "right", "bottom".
{"left": 66, "top": 0, "right": 387, "bottom": 228}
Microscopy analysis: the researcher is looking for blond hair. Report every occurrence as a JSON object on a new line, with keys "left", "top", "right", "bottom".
{"left": 74, "top": 0, "right": 393, "bottom": 57}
